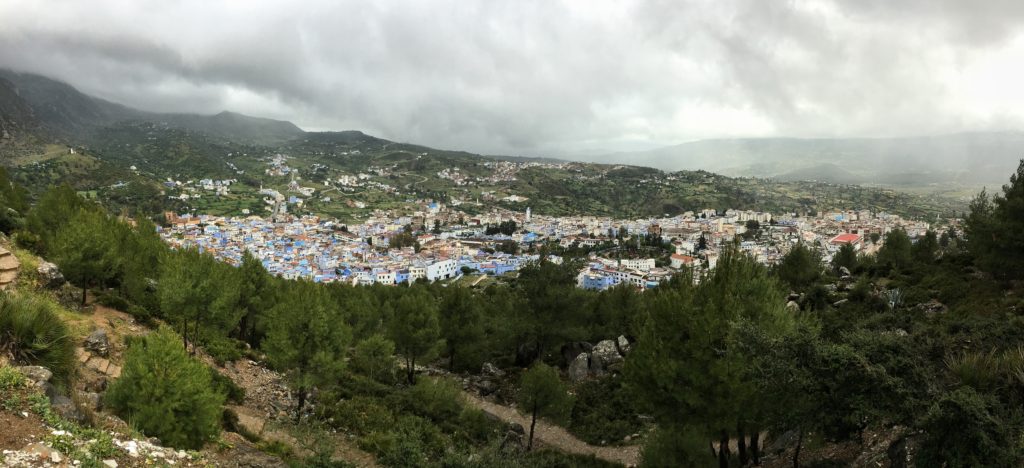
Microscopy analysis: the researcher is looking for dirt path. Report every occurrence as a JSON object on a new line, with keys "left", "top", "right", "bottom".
{"left": 462, "top": 392, "right": 640, "bottom": 467}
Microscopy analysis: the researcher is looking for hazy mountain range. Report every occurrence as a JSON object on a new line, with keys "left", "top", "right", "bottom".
{"left": 596, "top": 134, "right": 1023, "bottom": 188}
{"left": 1, "top": 68, "right": 1020, "bottom": 190}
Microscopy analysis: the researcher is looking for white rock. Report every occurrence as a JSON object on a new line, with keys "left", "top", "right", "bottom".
{"left": 103, "top": 460, "right": 119, "bottom": 468}
{"left": 51, "top": 451, "right": 63, "bottom": 463}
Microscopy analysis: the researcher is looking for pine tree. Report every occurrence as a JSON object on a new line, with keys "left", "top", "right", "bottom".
{"left": 263, "top": 282, "right": 350, "bottom": 417}
{"left": 387, "top": 286, "right": 441, "bottom": 384}
{"left": 517, "top": 362, "right": 572, "bottom": 451}
{"left": 439, "top": 287, "right": 484, "bottom": 371}
{"left": 51, "top": 209, "right": 119, "bottom": 306}
{"left": 105, "top": 327, "right": 224, "bottom": 449}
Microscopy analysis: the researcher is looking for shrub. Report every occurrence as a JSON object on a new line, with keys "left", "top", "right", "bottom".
{"left": 201, "top": 334, "right": 242, "bottom": 365}
{"left": 569, "top": 377, "right": 644, "bottom": 445}
{"left": 350, "top": 334, "right": 398, "bottom": 384}
{"left": 325, "top": 396, "right": 395, "bottom": 435}
{"left": 126, "top": 304, "right": 154, "bottom": 327}
{"left": 405, "top": 377, "right": 463, "bottom": 423}
{"left": 95, "top": 293, "right": 130, "bottom": 311}
{"left": 0, "top": 292, "right": 76, "bottom": 388}
{"left": 104, "top": 327, "right": 225, "bottom": 449}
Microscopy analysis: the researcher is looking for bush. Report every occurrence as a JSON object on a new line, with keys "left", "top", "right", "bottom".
{"left": 326, "top": 396, "right": 396, "bottom": 435}
{"left": 350, "top": 335, "right": 398, "bottom": 384}
{"left": 201, "top": 334, "right": 242, "bottom": 365}
{"left": 0, "top": 292, "right": 76, "bottom": 389}
{"left": 126, "top": 305, "right": 155, "bottom": 327}
{"left": 95, "top": 293, "right": 130, "bottom": 311}
{"left": 405, "top": 377, "right": 463, "bottom": 423}
{"left": 104, "top": 327, "right": 225, "bottom": 449}
{"left": 569, "top": 377, "right": 644, "bottom": 445}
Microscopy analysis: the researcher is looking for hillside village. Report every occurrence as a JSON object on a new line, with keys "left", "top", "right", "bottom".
{"left": 161, "top": 201, "right": 940, "bottom": 291}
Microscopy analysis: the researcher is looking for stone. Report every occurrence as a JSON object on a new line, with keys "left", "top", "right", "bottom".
{"left": 476, "top": 379, "right": 497, "bottom": 396}
{"left": 78, "top": 391, "right": 102, "bottom": 411}
{"left": 102, "top": 460, "right": 118, "bottom": 468}
{"left": 50, "top": 395, "right": 86, "bottom": 423}
{"left": 567, "top": 352, "right": 591, "bottom": 382}
{"left": 839, "top": 266, "right": 852, "bottom": 277}
{"left": 833, "top": 299, "right": 849, "bottom": 307}
{"left": 481, "top": 362, "right": 505, "bottom": 378}
{"left": 917, "top": 299, "right": 948, "bottom": 316}
{"left": 86, "top": 356, "right": 111, "bottom": 374}
{"left": 107, "top": 364, "right": 122, "bottom": 378}
{"left": 590, "top": 339, "right": 623, "bottom": 372}
{"left": 786, "top": 300, "right": 800, "bottom": 311}
{"left": 23, "top": 442, "right": 60, "bottom": 461}
{"left": 84, "top": 328, "right": 110, "bottom": 357}
{"left": 16, "top": 366, "right": 52, "bottom": 387}
{"left": 616, "top": 335, "right": 631, "bottom": 354}
{"left": 37, "top": 261, "right": 66, "bottom": 289}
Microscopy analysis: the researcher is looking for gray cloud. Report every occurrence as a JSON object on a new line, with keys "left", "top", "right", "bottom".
{"left": 1, "top": 0, "right": 1023, "bottom": 157}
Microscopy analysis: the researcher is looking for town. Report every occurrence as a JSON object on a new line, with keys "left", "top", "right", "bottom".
{"left": 159, "top": 201, "right": 942, "bottom": 291}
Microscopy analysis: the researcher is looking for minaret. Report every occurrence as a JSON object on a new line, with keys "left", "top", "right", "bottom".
{"left": 526, "top": 207, "right": 531, "bottom": 223}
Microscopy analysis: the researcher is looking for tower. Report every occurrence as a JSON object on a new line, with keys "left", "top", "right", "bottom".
{"left": 526, "top": 207, "right": 531, "bottom": 223}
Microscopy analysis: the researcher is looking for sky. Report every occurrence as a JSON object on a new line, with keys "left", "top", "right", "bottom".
{"left": 2, "top": 0, "right": 1024, "bottom": 157}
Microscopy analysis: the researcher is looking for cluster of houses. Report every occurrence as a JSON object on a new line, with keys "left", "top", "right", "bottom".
{"left": 160, "top": 202, "right": 937, "bottom": 290}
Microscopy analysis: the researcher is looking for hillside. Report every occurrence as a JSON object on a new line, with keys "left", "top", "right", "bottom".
{"left": 0, "top": 69, "right": 966, "bottom": 221}
{"left": 602, "top": 133, "right": 1024, "bottom": 189}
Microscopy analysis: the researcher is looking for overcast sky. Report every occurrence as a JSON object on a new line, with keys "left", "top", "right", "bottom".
{"left": 3, "top": 0, "right": 1024, "bottom": 157}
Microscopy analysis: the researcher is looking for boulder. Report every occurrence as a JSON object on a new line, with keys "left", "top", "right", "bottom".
{"left": 16, "top": 365, "right": 52, "bottom": 387}
{"left": 481, "top": 362, "right": 506, "bottom": 378}
{"left": 839, "top": 266, "right": 852, "bottom": 277}
{"left": 50, "top": 394, "right": 86, "bottom": 423}
{"left": 616, "top": 335, "right": 631, "bottom": 355}
{"left": 917, "top": 299, "right": 948, "bottom": 316}
{"left": 84, "top": 328, "right": 110, "bottom": 357}
{"left": 785, "top": 300, "right": 800, "bottom": 311}
{"left": 567, "top": 352, "right": 591, "bottom": 382}
{"left": 78, "top": 391, "right": 102, "bottom": 411}
{"left": 590, "top": 339, "right": 623, "bottom": 373}
{"left": 36, "top": 261, "right": 65, "bottom": 289}
{"left": 477, "top": 379, "right": 498, "bottom": 396}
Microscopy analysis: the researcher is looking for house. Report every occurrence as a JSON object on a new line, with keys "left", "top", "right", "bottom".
{"left": 829, "top": 233, "right": 863, "bottom": 251}
{"left": 670, "top": 254, "right": 696, "bottom": 269}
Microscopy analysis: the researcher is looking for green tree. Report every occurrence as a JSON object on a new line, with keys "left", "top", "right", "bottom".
{"left": 351, "top": 334, "right": 398, "bottom": 384}
{"left": 915, "top": 387, "right": 1015, "bottom": 467}
{"left": 387, "top": 286, "right": 442, "bottom": 384}
{"left": 514, "top": 259, "right": 584, "bottom": 364}
{"left": 965, "top": 161, "right": 1024, "bottom": 279}
{"left": 51, "top": 210, "right": 119, "bottom": 306}
{"left": 105, "top": 327, "right": 224, "bottom": 449}
{"left": 832, "top": 242, "right": 858, "bottom": 273}
{"left": 439, "top": 287, "right": 484, "bottom": 371}
{"left": 517, "top": 363, "right": 572, "bottom": 451}
{"left": 233, "top": 251, "right": 270, "bottom": 347}
{"left": 26, "top": 184, "right": 97, "bottom": 253}
{"left": 158, "top": 249, "right": 239, "bottom": 352}
{"left": 877, "top": 228, "right": 912, "bottom": 273}
{"left": 912, "top": 230, "right": 939, "bottom": 265}
{"left": 264, "top": 282, "right": 351, "bottom": 417}
{"left": 773, "top": 242, "right": 822, "bottom": 292}
{"left": 626, "top": 247, "right": 794, "bottom": 468}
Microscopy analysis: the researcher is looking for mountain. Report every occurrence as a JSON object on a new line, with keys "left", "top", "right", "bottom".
{"left": 0, "top": 76, "right": 40, "bottom": 143}
{"left": 0, "top": 69, "right": 303, "bottom": 145}
{"left": 602, "top": 134, "right": 1024, "bottom": 188}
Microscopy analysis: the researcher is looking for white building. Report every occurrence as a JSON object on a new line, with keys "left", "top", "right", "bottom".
{"left": 426, "top": 259, "right": 458, "bottom": 281}
{"left": 620, "top": 258, "right": 655, "bottom": 272}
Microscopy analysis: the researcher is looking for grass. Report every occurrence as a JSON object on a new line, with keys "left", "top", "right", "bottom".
{"left": 0, "top": 291, "right": 77, "bottom": 389}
